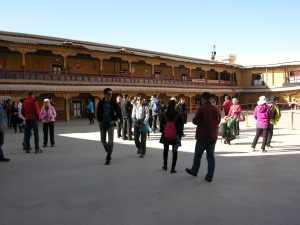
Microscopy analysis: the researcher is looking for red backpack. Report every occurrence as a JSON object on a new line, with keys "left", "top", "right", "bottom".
{"left": 163, "top": 112, "right": 180, "bottom": 141}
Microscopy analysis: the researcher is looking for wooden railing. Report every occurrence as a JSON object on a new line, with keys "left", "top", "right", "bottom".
{"left": 0, "top": 70, "right": 237, "bottom": 87}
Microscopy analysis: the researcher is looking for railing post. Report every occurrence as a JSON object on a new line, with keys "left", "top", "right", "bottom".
{"left": 245, "top": 110, "right": 249, "bottom": 127}
{"left": 290, "top": 110, "right": 294, "bottom": 130}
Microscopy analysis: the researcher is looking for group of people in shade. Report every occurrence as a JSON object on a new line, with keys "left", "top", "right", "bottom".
{"left": 0, "top": 92, "right": 57, "bottom": 161}
{"left": 0, "top": 89, "right": 281, "bottom": 182}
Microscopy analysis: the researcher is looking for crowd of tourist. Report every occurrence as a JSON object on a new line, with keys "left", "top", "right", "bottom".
{"left": 0, "top": 89, "right": 282, "bottom": 182}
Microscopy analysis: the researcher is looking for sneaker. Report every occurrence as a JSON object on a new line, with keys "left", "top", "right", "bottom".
{"left": 266, "top": 145, "right": 273, "bottom": 148}
{"left": 139, "top": 154, "right": 144, "bottom": 158}
{"left": 162, "top": 166, "right": 168, "bottom": 171}
{"left": 0, "top": 157, "right": 10, "bottom": 162}
{"left": 105, "top": 160, "right": 110, "bottom": 165}
{"left": 35, "top": 149, "right": 43, "bottom": 154}
{"left": 137, "top": 149, "right": 141, "bottom": 155}
{"left": 261, "top": 149, "right": 267, "bottom": 153}
{"left": 251, "top": 147, "right": 255, "bottom": 152}
{"left": 204, "top": 176, "right": 212, "bottom": 182}
{"left": 170, "top": 169, "right": 177, "bottom": 174}
{"left": 185, "top": 168, "right": 197, "bottom": 177}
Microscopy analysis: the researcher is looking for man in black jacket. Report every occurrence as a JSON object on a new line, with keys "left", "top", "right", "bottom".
{"left": 121, "top": 94, "right": 133, "bottom": 140}
{"left": 97, "top": 88, "right": 119, "bottom": 165}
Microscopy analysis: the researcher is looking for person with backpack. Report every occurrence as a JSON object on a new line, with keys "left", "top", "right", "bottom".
{"left": 150, "top": 94, "right": 161, "bottom": 133}
{"left": 132, "top": 97, "right": 150, "bottom": 158}
{"left": 266, "top": 96, "right": 281, "bottom": 148}
{"left": 0, "top": 102, "right": 10, "bottom": 162}
{"left": 251, "top": 96, "right": 272, "bottom": 153}
{"left": 186, "top": 92, "right": 221, "bottom": 182}
{"left": 160, "top": 99, "right": 183, "bottom": 174}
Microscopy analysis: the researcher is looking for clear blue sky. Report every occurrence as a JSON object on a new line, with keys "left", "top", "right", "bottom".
{"left": 1, "top": 0, "right": 300, "bottom": 59}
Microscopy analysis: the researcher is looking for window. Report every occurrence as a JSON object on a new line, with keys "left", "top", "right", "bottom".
{"left": 52, "top": 64, "right": 62, "bottom": 74}
{"left": 154, "top": 72, "right": 160, "bottom": 79}
{"left": 182, "top": 74, "right": 187, "bottom": 80}
{"left": 252, "top": 73, "right": 264, "bottom": 86}
{"left": 288, "top": 70, "right": 300, "bottom": 83}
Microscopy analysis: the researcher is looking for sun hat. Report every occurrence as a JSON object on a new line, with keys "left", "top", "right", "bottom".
{"left": 257, "top": 96, "right": 268, "bottom": 105}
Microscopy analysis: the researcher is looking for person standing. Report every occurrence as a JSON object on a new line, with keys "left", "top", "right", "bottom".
{"left": 116, "top": 95, "right": 123, "bottom": 138}
{"left": 227, "top": 98, "right": 242, "bottom": 136}
{"left": 132, "top": 97, "right": 150, "bottom": 158}
{"left": 121, "top": 94, "right": 133, "bottom": 140}
{"left": 97, "top": 88, "right": 119, "bottom": 165}
{"left": 11, "top": 101, "right": 22, "bottom": 133}
{"left": 21, "top": 92, "right": 42, "bottom": 153}
{"left": 266, "top": 96, "right": 281, "bottom": 148}
{"left": 160, "top": 99, "right": 183, "bottom": 173}
{"left": 0, "top": 102, "right": 10, "bottom": 162}
{"left": 251, "top": 96, "right": 272, "bottom": 153}
{"left": 223, "top": 96, "right": 232, "bottom": 116}
{"left": 176, "top": 97, "right": 188, "bottom": 136}
{"left": 150, "top": 94, "right": 161, "bottom": 133}
{"left": 40, "top": 99, "right": 57, "bottom": 148}
{"left": 186, "top": 92, "right": 221, "bottom": 182}
{"left": 86, "top": 99, "right": 95, "bottom": 125}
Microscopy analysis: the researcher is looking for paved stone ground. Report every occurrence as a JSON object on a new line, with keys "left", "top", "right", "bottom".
{"left": 0, "top": 112, "right": 300, "bottom": 225}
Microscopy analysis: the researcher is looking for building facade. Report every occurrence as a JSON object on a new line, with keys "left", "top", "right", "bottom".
{"left": 0, "top": 31, "right": 299, "bottom": 121}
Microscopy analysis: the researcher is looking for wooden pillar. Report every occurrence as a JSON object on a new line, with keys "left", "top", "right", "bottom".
{"left": 189, "top": 68, "right": 192, "bottom": 78}
{"left": 128, "top": 61, "right": 132, "bottom": 74}
{"left": 151, "top": 64, "right": 155, "bottom": 76}
{"left": 205, "top": 70, "right": 208, "bottom": 85}
{"left": 21, "top": 52, "right": 26, "bottom": 71}
{"left": 65, "top": 97, "right": 71, "bottom": 122}
{"left": 94, "top": 97, "right": 100, "bottom": 119}
{"left": 189, "top": 96, "right": 193, "bottom": 113}
{"left": 172, "top": 67, "right": 175, "bottom": 77}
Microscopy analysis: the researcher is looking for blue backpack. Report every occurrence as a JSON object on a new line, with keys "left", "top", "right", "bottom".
{"left": 152, "top": 102, "right": 159, "bottom": 113}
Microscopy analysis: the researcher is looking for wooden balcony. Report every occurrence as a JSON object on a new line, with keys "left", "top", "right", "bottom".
{"left": 0, "top": 70, "right": 237, "bottom": 88}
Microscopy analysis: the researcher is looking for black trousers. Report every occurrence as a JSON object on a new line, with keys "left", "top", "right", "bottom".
{"left": 88, "top": 113, "right": 94, "bottom": 124}
{"left": 266, "top": 124, "right": 274, "bottom": 146}
{"left": 163, "top": 143, "right": 178, "bottom": 170}
{"left": 122, "top": 116, "right": 132, "bottom": 139}
{"left": 152, "top": 115, "right": 159, "bottom": 132}
{"left": 43, "top": 122, "right": 55, "bottom": 146}
{"left": 251, "top": 128, "right": 269, "bottom": 150}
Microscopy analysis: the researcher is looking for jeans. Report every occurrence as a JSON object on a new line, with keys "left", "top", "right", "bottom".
{"left": 0, "top": 132, "right": 4, "bottom": 159}
{"left": 24, "top": 120, "right": 39, "bottom": 150}
{"left": 163, "top": 140, "right": 180, "bottom": 170}
{"left": 251, "top": 128, "right": 269, "bottom": 150}
{"left": 134, "top": 126, "right": 147, "bottom": 155}
{"left": 43, "top": 122, "right": 55, "bottom": 146}
{"left": 191, "top": 140, "right": 216, "bottom": 180}
{"left": 88, "top": 113, "right": 94, "bottom": 124}
{"left": 122, "top": 116, "right": 132, "bottom": 139}
{"left": 266, "top": 124, "right": 273, "bottom": 146}
{"left": 99, "top": 123, "right": 114, "bottom": 161}
{"left": 152, "top": 115, "right": 159, "bottom": 132}
{"left": 116, "top": 119, "right": 123, "bottom": 138}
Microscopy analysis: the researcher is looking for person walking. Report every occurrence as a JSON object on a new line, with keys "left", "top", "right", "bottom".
{"left": 0, "top": 102, "right": 10, "bottom": 162}
{"left": 222, "top": 96, "right": 232, "bottom": 116}
{"left": 97, "top": 88, "right": 119, "bottom": 165}
{"left": 186, "top": 92, "right": 221, "bottom": 182}
{"left": 160, "top": 99, "right": 183, "bottom": 174}
{"left": 86, "top": 99, "right": 95, "bottom": 125}
{"left": 266, "top": 96, "right": 281, "bottom": 148}
{"left": 40, "top": 99, "right": 57, "bottom": 148}
{"left": 21, "top": 92, "right": 42, "bottom": 153}
{"left": 132, "top": 97, "right": 150, "bottom": 158}
{"left": 116, "top": 95, "right": 123, "bottom": 138}
{"left": 150, "top": 94, "right": 161, "bottom": 133}
{"left": 251, "top": 96, "right": 272, "bottom": 153}
{"left": 121, "top": 94, "right": 133, "bottom": 140}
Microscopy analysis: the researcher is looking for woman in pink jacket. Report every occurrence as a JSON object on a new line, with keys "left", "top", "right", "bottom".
{"left": 40, "top": 99, "right": 57, "bottom": 147}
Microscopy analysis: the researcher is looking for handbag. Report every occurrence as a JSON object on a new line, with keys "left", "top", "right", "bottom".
{"left": 238, "top": 113, "right": 245, "bottom": 122}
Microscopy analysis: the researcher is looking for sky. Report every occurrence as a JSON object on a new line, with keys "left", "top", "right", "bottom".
{"left": 1, "top": 0, "right": 300, "bottom": 65}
